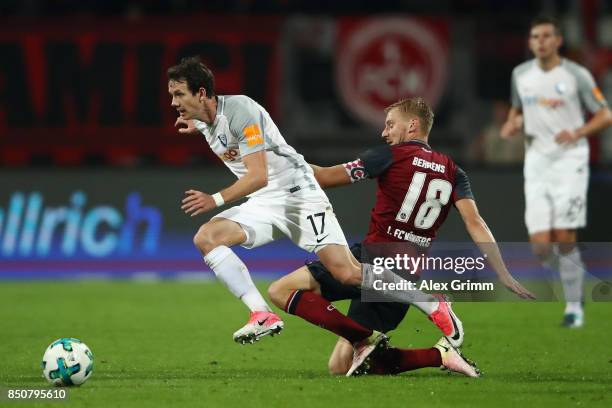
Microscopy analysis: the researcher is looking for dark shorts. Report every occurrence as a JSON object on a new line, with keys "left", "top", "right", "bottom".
{"left": 306, "top": 243, "right": 409, "bottom": 333}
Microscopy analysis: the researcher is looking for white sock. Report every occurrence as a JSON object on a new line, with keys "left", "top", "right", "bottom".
{"left": 558, "top": 248, "right": 585, "bottom": 312}
{"left": 539, "top": 244, "right": 566, "bottom": 300}
{"left": 541, "top": 244, "right": 560, "bottom": 271}
{"left": 360, "top": 263, "right": 439, "bottom": 315}
{"left": 411, "top": 299, "right": 439, "bottom": 315}
{"left": 204, "top": 246, "right": 271, "bottom": 312}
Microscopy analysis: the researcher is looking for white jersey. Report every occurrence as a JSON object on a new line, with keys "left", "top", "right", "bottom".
{"left": 194, "top": 95, "right": 319, "bottom": 198}
{"left": 511, "top": 58, "right": 608, "bottom": 157}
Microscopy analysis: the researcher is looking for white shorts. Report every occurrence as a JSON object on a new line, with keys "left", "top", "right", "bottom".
{"left": 524, "top": 149, "right": 589, "bottom": 235}
{"left": 213, "top": 186, "right": 348, "bottom": 253}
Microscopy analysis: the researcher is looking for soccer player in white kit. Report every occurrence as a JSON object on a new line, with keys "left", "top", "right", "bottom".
{"left": 166, "top": 56, "right": 468, "bottom": 349}
{"left": 501, "top": 16, "right": 612, "bottom": 327}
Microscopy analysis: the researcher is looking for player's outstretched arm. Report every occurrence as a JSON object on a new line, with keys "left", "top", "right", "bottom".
{"left": 500, "top": 107, "right": 523, "bottom": 139}
{"left": 181, "top": 151, "right": 268, "bottom": 217}
{"left": 310, "top": 164, "right": 352, "bottom": 188}
{"left": 455, "top": 198, "right": 536, "bottom": 300}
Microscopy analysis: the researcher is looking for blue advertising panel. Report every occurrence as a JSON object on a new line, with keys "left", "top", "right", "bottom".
{"left": 0, "top": 170, "right": 311, "bottom": 280}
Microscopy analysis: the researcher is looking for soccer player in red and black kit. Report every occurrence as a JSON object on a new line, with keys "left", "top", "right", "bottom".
{"left": 268, "top": 97, "right": 534, "bottom": 377}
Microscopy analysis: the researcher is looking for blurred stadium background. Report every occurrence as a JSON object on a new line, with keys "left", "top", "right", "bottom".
{"left": 1, "top": 0, "right": 612, "bottom": 280}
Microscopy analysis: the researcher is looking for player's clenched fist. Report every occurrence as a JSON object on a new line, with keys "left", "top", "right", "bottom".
{"left": 181, "top": 190, "right": 216, "bottom": 217}
{"left": 554, "top": 129, "right": 580, "bottom": 145}
{"left": 175, "top": 117, "right": 199, "bottom": 135}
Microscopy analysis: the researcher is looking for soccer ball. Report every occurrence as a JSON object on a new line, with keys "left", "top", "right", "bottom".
{"left": 41, "top": 338, "right": 94, "bottom": 386}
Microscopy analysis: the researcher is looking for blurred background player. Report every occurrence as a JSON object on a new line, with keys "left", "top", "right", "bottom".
{"left": 269, "top": 97, "right": 533, "bottom": 376}
{"left": 501, "top": 16, "right": 612, "bottom": 328}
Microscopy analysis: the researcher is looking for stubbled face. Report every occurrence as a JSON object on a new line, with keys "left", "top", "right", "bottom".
{"left": 381, "top": 108, "right": 419, "bottom": 145}
{"left": 529, "top": 24, "right": 562, "bottom": 60}
{"left": 168, "top": 80, "right": 202, "bottom": 120}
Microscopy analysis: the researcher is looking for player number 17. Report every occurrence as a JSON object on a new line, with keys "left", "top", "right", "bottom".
{"left": 395, "top": 171, "right": 452, "bottom": 229}
{"left": 307, "top": 212, "right": 326, "bottom": 236}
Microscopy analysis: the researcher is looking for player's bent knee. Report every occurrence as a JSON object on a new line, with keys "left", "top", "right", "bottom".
{"left": 328, "top": 266, "right": 360, "bottom": 286}
{"left": 193, "top": 224, "right": 222, "bottom": 254}
{"left": 267, "top": 280, "right": 288, "bottom": 310}
{"left": 553, "top": 230, "right": 577, "bottom": 254}
{"left": 192, "top": 231, "right": 210, "bottom": 253}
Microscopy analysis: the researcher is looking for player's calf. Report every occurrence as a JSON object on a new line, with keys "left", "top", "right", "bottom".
{"left": 328, "top": 338, "right": 353, "bottom": 375}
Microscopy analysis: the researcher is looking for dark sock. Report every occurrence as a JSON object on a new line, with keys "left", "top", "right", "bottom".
{"left": 285, "top": 290, "right": 373, "bottom": 343}
{"left": 369, "top": 347, "right": 442, "bottom": 374}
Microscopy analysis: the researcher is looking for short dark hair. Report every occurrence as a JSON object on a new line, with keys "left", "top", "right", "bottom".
{"left": 167, "top": 56, "right": 215, "bottom": 97}
{"left": 385, "top": 97, "right": 434, "bottom": 135}
{"left": 530, "top": 15, "right": 562, "bottom": 36}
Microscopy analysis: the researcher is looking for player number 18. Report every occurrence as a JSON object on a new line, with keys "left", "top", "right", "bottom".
{"left": 395, "top": 171, "right": 452, "bottom": 229}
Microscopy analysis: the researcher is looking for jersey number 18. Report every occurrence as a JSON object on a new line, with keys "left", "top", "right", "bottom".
{"left": 395, "top": 171, "right": 452, "bottom": 229}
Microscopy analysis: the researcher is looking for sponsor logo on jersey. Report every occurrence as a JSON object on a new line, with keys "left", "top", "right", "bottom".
{"left": 243, "top": 124, "right": 264, "bottom": 147}
{"left": 218, "top": 148, "right": 239, "bottom": 162}
{"left": 522, "top": 95, "right": 565, "bottom": 109}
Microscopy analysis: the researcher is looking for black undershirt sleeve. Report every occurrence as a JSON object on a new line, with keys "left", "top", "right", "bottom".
{"left": 454, "top": 166, "right": 474, "bottom": 201}
{"left": 358, "top": 144, "right": 394, "bottom": 178}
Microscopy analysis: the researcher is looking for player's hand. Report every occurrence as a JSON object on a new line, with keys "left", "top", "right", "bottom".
{"left": 555, "top": 129, "right": 581, "bottom": 145}
{"left": 175, "top": 117, "right": 198, "bottom": 135}
{"left": 500, "top": 116, "right": 523, "bottom": 139}
{"left": 500, "top": 275, "right": 536, "bottom": 300}
{"left": 181, "top": 190, "right": 216, "bottom": 217}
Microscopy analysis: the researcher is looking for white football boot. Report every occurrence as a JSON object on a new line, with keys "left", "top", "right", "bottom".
{"left": 562, "top": 309, "right": 584, "bottom": 328}
{"left": 346, "top": 331, "right": 389, "bottom": 377}
{"left": 434, "top": 337, "right": 480, "bottom": 378}
{"left": 428, "top": 295, "right": 464, "bottom": 348}
{"left": 233, "top": 311, "right": 284, "bottom": 344}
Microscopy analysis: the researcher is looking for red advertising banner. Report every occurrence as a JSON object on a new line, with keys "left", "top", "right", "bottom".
{"left": 0, "top": 16, "right": 282, "bottom": 164}
{"left": 336, "top": 17, "right": 449, "bottom": 128}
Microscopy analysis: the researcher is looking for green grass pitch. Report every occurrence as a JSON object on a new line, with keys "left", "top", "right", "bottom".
{"left": 1, "top": 281, "right": 611, "bottom": 407}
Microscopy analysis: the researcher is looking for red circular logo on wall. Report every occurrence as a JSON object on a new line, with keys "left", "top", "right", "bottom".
{"left": 337, "top": 18, "right": 448, "bottom": 128}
